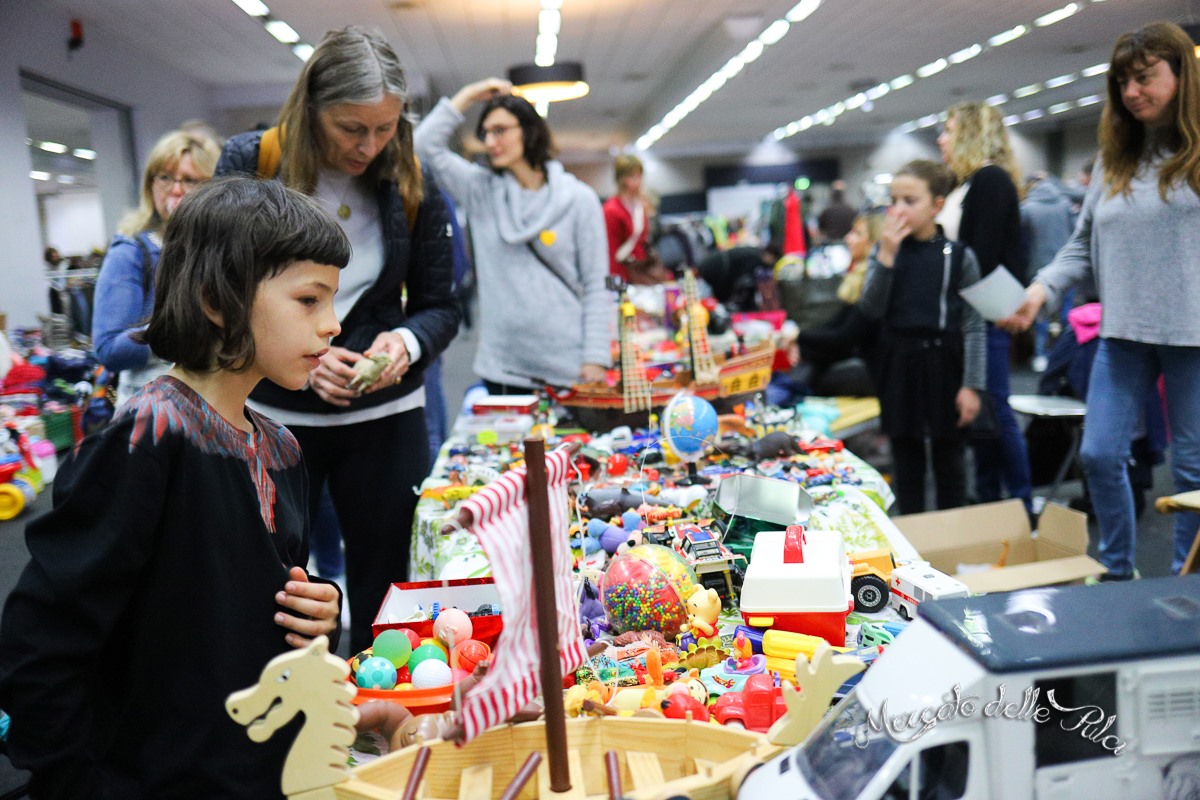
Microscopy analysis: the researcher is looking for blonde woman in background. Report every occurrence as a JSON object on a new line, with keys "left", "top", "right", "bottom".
{"left": 938, "top": 101, "right": 1033, "bottom": 512}
{"left": 92, "top": 129, "right": 220, "bottom": 406}
{"left": 775, "top": 211, "right": 884, "bottom": 401}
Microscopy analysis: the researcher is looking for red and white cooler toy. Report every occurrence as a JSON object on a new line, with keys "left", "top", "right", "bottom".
{"left": 738, "top": 525, "right": 854, "bottom": 647}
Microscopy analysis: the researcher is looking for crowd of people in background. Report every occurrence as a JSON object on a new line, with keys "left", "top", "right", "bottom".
{"left": 5, "top": 15, "right": 1197, "bottom": 796}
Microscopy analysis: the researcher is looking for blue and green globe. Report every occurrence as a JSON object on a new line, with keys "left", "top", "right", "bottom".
{"left": 661, "top": 392, "right": 719, "bottom": 463}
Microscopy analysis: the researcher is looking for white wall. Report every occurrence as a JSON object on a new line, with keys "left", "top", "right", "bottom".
{"left": 43, "top": 192, "right": 107, "bottom": 256}
{"left": 0, "top": 4, "right": 214, "bottom": 327}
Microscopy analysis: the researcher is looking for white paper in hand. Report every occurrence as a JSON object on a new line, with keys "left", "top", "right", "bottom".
{"left": 959, "top": 266, "right": 1025, "bottom": 322}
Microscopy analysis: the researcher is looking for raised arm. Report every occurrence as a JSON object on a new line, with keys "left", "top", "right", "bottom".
{"left": 413, "top": 78, "right": 512, "bottom": 205}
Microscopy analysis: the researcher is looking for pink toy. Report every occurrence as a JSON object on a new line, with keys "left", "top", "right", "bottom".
{"left": 432, "top": 608, "right": 474, "bottom": 648}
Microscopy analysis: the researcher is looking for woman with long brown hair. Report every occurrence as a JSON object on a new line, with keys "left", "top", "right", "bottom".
{"left": 216, "top": 26, "right": 460, "bottom": 650}
{"left": 1002, "top": 21, "right": 1200, "bottom": 579}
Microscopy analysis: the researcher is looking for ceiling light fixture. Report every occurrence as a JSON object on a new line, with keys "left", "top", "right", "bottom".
{"left": 1013, "top": 82, "right": 1043, "bottom": 98}
{"left": 988, "top": 25, "right": 1028, "bottom": 47}
{"left": 57, "top": 175, "right": 76, "bottom": 184}
{"left": 73, "top": 148, "right": 96, "bottom": 160}
{"left": 1044, "top": 72, "right": 1078, "bottom": 88}
{"left": 1034, "top": 3, "right": 1079, "bottom": 27}
{"left": 985, "top": 93, "right": 1008, "bottom": 106}
{"left": 30, "top": 171, "right": 51, "bottom": 181}
{"left": 1023, "top": 108, "right": 1046, "bottom": 120}
{"left": 230, "top": 0, "right": 269, "bottom": 16}
{"left": 1048, "top": 101, "right": 1074, "bottom": 114}
{"left": 264, "top": 19, "right": 299, "bottom": 44}
{"left": 292, "top": 43, "right": 314, "bottom": 61}
{"left": 949, "top": 44, "right": 983, "bottom": 64}
{"left": 889, "top": 74, "right": 915, "bottom": 90}
{"left": 38, "top": 141, "right": 68, "bottom": 154}
{"left": 1076, "top": 93, "right": 1104, "bottom": 106}
{"left": 916, "top": 58, "right": 948, "bottom": 78}
{"left": 509, "top": 62, "right": 590, "bottom": 104}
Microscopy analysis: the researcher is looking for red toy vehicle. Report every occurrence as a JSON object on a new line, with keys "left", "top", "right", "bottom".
{"left": 711, "top": 673, "right": 786, "bottom": 732}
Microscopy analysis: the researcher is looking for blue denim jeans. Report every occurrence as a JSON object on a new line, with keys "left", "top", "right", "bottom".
{"left": 1082, "top": 338, "right": 1200, "bottom": 575}
{"left": 973, "top": 327, "right": 1033, "bottom": 509}
{"left": 424, "top": 355, "right": 448, "bottom": 463}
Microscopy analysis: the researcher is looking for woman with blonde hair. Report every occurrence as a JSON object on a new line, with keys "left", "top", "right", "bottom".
{"left": 92, "top": 129, "right": 220, "bottom": 406}
{"left": 775, "top": 211, "right": 884, "bottom": 401}
{"left": 216, "top": 26, "right": 460, "bottom": 651}
{"left": 938, "top": 100, "right": 1032, "bottom": 512}
{"left": 1002, "top": 21, "right": 1200, "bottom": 579}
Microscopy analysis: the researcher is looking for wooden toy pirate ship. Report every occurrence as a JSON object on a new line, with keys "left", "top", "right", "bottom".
{"left": 227, "top": 438, "right": 862, "bottom": 799}
{"left": 558, "top": 270, "right": 776, "bottom": 430}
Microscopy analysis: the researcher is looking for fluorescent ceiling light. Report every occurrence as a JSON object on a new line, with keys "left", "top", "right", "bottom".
{"left": 949, "top": 44, "right": 982, "bottom": 64}
{"left": 73, "top": 148, "right": 96, "bottom": 160}
{"left": 785, "top": 0, "right": 821, "bottom": 23}
{"left": 30, "top": 171, "right": 51, "bottom": 181}
{"left": 538, "top": 9, "right": 561, "bottom": 36}
{"left": 1045, "top": 73, "right": 1077, "bottom": 89}
{"left": 1080, "top": 62, "right": 1108, "bottom": 77}
{"left": 889, "top": 74, "right": 915, "bottom": 90}
{"left": 230, "top": 0, "right": 269, "bottom": 16}
{"left": 1013, "top": 82, "right": 1042, "bottom": 98}
{"left": 866, "top": 83, "right": 890, "bottom": 100}
{"left": 845, "top": 93, "right": 867, "bottom": 110}
{"left": 740, "top": 39, "right": 765, "bottom": 63}
{"left": 897, "top": 122, "right": 918, "bottom": 133}
{"left": 917, "top": 114, "right": 939, "bottom": 128}
{"left": 1035, "top": 3, "right": 1079, "bottom": 27}
{"left": 38, "top": 141, "right": 68, "bottom": 154}
{"left": 1023, "top": 108, "right": 1046, "bottom": 120}
{"left": 1076, "top": 93, "right": 1104, "bottom": 106}
{"left": 57, "top": 175, "right": 76, "bottom": 184}
{"left": 264, "top": 19, "right": 299, "bottom": 44}
{"left": 292, "top": 43, "right": 314, "bottom": 61}
{"left": 916, "top": 59, "right": 947, "bottom": 78}
{"left": 1049, "top": 102, "right": 1074, "bottom": 114}
{"left": 985, "top": 93, "right": 1008, "bottom": 106}
{"left": 759, "top": 19, "right": 790, "bottom": 45}
{"left": 1003, "top": 114, "right": 1021, "bottom": 126}
{"left": 874, "top": 173, "right": 894, "bottom": 184}
{"left": 988, "top": 25, "right": 1027, "bottom": 47}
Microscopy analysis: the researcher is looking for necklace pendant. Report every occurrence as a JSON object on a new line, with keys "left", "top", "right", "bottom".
{"left": 337, "top": 203, "right": 351, "bottom": 220}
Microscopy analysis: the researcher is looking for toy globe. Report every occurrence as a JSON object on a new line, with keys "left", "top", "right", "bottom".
{"left": 601, "top": 543, "right": 699, "bottom": 638}
{"left": 660, "top": 392, "right": 718, "bottom": 485}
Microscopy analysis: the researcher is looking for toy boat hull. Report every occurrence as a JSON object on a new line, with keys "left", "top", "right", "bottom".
{"left": 314, "top": 716, "right": 779, "bottom": 800}
{"left": 560, "top": 343, "right": 775, "bottom": 431}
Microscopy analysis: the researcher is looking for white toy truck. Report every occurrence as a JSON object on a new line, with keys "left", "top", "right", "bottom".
{"left": 740, "top": 575, "right": 1200, "bottom": 799}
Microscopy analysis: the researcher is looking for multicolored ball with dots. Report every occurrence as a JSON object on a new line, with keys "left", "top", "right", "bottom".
{"left": 601, "top": 543, "right": 698, "bottom": 638}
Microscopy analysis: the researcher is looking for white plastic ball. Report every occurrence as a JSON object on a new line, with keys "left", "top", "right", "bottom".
{"left": 410, "top": 658, "right": 453, "bottom": 689}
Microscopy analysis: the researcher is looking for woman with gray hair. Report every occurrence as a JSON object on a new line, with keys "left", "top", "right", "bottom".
{"left": 216, "top": 26, "right": 460, "bottom": 651}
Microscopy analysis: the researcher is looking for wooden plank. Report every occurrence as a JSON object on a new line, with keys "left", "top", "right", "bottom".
{"left": 457, "top": 764, "right": 493, "bottom": 800}
{"left": 693, "top": 757, "right": 716, "bottom": 778}
{"left": 625, "top": 751, "right": 665, "bottom": 791}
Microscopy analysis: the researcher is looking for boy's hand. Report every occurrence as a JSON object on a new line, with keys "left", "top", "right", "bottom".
{"left": 276, "top": 566, "right": 340, "bottom": 648}
{"left": 956, "top": 387, "right": 981, "bottom": 428}
{"left": 876, "top": 208, "right": 911, "bottom": 268}
{"left": 310, "top": 347, "right": 363, "bottom": 408}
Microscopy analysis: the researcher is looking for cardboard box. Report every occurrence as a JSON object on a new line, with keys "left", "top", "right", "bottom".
{"left": 891, "top": 499, "right": 1103, "bottom": 594}
{"left": 372, "top": 577, "right": 503, "bottom": 644}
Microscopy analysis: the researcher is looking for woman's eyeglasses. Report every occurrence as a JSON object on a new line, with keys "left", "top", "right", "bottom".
{"left": 479, "top": 124, "right": 519, "bottom": 142}
{"left": 152, "top": 174, "right": 203, "bottom": 191}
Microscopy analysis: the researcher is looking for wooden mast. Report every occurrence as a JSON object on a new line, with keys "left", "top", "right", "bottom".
{"left": 523, "top": 436, "right": 572, "bottom": 792}
{"left": 682, "top": 268, "right": 718, "bottom": 385}
{"left": 619, "top": 291, "right": 652, "bottom": 414}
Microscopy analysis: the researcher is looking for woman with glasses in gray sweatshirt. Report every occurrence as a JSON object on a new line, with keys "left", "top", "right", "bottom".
{"left": 415, "top": 78, "right": 613, "bottom": 394}
{"left": 1001, "top": 21, "right": 1200, "bottom": 581}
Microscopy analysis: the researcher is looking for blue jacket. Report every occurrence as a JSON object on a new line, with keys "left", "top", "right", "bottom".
{"left": 92, "top": 232, "right": 160, "bottom": 373}
{"left": 216, "top": 131, "right": 461, "bottom": 415}
{"left": 1021, "top": 179, "right": 1075, "bottom": 272}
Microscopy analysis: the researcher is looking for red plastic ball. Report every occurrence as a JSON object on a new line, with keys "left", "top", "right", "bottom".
{"left": 607, "top": 453, "right": 629, "bottom": 477}
{"left": 398, "top": 628, "right": 421, "bottom": 650}
{"left": 395, "top": 665, "right": 411, "bottom": 684}
{"left": 451, "top": 638, "right": 492, "bottom": 674}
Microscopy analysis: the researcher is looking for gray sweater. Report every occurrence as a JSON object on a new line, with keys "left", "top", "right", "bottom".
{"left": 1037, "top": 156, "right": 1200, "bottom": 346}
{"left": 415, "top": 98, "right": 613, "bottom": 388}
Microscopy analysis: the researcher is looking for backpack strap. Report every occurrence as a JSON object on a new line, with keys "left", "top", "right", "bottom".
{"left": 256, "top": 126, "right": 283, "bottom": 180}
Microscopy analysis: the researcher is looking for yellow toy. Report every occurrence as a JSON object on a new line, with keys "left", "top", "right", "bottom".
{"left": 679, "top": 585, "right": 721, "bottom": 639}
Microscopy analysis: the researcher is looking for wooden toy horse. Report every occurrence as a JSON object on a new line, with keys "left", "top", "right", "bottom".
{"left": 226, "top": 635, "right": 358, "bottom": 797}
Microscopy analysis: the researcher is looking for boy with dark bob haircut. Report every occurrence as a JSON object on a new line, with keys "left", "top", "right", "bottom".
{"left": 0, "top": 176, "right": 350, "bottom": 799}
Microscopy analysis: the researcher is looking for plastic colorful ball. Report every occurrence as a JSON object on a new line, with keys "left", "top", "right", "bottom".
{"left": 398, "top": 628, "right": 422, "bottom": 650}
{"left": 409, "top": 643, "right": 449, "bottom": 673}
{"left": 355, "top": 656, "right": 398, "bottom": 690}
{"left": 451, "top": 639, "right": 492, "bottom": 673}
{"left": 421, "top": 637, "right": 450, "bottom": 659}
{"left": 607, "top": 453, "right": 630, "bottom": 476}
{"left": 372, "top": 629, "right": 413, "bottom": 668}
{"left": 349, "top": 648, "right": 373, "bottom": 674}
{"left": 396, "top": 665, "right": 411, "bottom": 685}
{"left": 601, "top": 543, "right": 698, "bottom": 638}
{"left": 432, "top": 608, "right": 473, "bottom": 648}
{"left": 411, "top": 659, "right": 453, "bottom": 689}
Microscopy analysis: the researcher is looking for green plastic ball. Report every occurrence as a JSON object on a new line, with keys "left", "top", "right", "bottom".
{"left": 408, "top": 643, "right": 449, "bottom": 673}
{"left": 373, "top": 629, "right": 414, "bottom": 668}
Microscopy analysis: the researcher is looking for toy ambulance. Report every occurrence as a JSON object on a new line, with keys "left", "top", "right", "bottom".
{"left": 889, "top": 561, "right": 969, "bottom": 619}
{"left": 739, "top": 575, "right": 1200, "bottom": 799}
{"left": 738, "top": 525, "right": 853, "bottom": 647}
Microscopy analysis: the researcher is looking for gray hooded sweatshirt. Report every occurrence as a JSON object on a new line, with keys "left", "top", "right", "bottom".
{"left": 415, "top": 98, "right": 613, "bottom": 388}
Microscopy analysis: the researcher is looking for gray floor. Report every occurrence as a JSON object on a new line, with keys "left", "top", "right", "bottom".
{"left": 0, "top": 324, "right": 1184, "bottom": 794}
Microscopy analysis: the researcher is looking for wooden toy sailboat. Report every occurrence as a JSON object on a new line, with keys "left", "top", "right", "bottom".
{"left": 227, "top": 438, "right": 861, "bottom": 799}
{"left": 559, "top": 270, "right": 775, "bottom": 430}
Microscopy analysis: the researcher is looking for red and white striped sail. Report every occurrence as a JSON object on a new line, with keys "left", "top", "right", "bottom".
{"left": 457, "top": 448, "right": 586, "bottom": 742}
